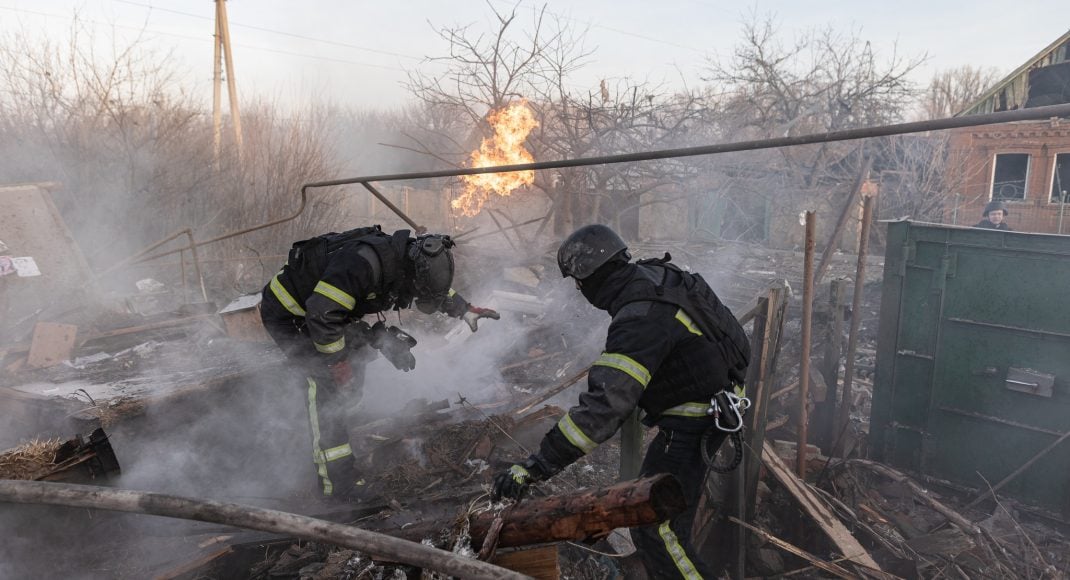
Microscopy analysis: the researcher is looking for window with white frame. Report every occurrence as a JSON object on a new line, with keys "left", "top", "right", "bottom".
{"left": 1052, "top": 153, "right": 1070, "bottom": 203}
{"left": 991, "top": 153, "right": 1029, "bottom": 200}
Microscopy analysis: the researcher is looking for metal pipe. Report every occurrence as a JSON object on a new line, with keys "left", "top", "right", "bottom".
{"left": 185, "top": 230, "right": 209, "bottom": 303}
{"left": 835, "top": 194, "right": 875, "bottom": 457}
{"left": 0, "top": 480, "right": 529, "bottom": 580}
{"left": 797, "top": 210, "right": 816, "bottom": 479}
{"left": 360, "top": 181, "right": 424, "bottom": 233}
{"left": 301, "top": 104, "right": 1070, "bottom": 189}
{"left": 485, "top": 210, "right": 518, "bottom": 251}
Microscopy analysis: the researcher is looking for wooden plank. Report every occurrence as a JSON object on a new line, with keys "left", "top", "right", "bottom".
{"left": 760, "top": 440, "right": 883, "bottom": 573}
{"left": 26, "top": 322, "right": 77, "bottom": 368}
{"left": 152, "top": 546, "right": 234, "bottom": 580}
{"left": 728, "top": 517, "right": 859, "bottom": 580}
{"left": 491, "top": 545, "right": 560, "bottom": 580}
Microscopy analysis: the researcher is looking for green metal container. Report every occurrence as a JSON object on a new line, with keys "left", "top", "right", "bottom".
{"left": 871, "top": 220, "right": 1070, "bottom": 510}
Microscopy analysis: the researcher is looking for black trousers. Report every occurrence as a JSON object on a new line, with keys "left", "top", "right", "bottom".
{"left": 260, "top": 292, "right": 365, "bottom": 497}
{"left": 631, "top": 426, "right": 727, "bottom": 579}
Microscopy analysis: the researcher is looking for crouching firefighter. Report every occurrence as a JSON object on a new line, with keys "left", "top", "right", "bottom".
{"left": 261, "top": 225, "right": 500, "bottom": 499}
{"left": 492, "top": 224, "right": 750, "bottom": 579}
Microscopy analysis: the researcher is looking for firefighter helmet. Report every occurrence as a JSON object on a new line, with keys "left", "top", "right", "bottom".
{"left": 557, "top": 224, "right": 628, "bottom": 280}
{"left": 408, "top": 234, "right": 455, "bottom": 303}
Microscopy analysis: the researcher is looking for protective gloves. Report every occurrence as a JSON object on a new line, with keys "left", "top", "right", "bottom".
{"left": 491, "top": 456, "right": 550, "bottom": 501}
{"left": 462, "top": 305, "right": 501, "bottom": 332}
{"left": 370, "top": 321, "right": 417, "bottom": 372}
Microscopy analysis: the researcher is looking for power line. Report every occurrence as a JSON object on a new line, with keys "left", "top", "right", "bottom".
{"left": 0, "top": 4, "right": 414, "bottom": 73}
{"left": 487, "top": 0, "right": 705, "bottom": 54}
{"left": 113, "top": 0, "right": 426, "bottom": 63}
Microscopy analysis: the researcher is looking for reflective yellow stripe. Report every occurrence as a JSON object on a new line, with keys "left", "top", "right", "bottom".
{"left": 557, "top": 413, "right": 597, "bottom": 454}
{"left": 675, "top": 309, "right": 702, "bottom": 336}
{"left": 447, "top": 288, "right": 457, "bottom": 297}
{"left": 307, "top": 378, "right": 333, "bottom": 496}
{"left": 593, "top": 353, "right": 651, "bottom": 387}
{"left": 658, "top": 520, "right": 703, "bottom": 580}
{"left": 661, "top": 402, "right": 711, "bottom": 417}
{"left": 323, "top": 443, "right": 353, "bottom": 462}
{"left": 314, "top": 336, "right": 346, "bottom": 354}
{"left": 314, "top": 281, "right": 356, "bottom": 310}
{"left": 270, "top": 272, "right": 306, "bottom": 316}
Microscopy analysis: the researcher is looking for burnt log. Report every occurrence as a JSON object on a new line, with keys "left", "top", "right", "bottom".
{"left": 396, "top": 474, "right": 685, "bottom": 548}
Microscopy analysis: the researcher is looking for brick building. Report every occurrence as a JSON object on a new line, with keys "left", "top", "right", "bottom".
{"left": 946, "top": 30, "right": 1070, "bottom": 233}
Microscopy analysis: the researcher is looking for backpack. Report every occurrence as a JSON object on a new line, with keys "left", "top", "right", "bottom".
{"left": 286, "top": 225, "right": 385, "bottom": 283}
{"left": 285, "top": 225, "right": 415, "bottom": 308}
{"left": 616, "top": 254, "right": 751, "bottom": 385}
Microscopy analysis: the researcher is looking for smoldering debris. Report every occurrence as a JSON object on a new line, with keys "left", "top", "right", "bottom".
{"left": 3, "top": 233, "right": 1070, "bottom": 579}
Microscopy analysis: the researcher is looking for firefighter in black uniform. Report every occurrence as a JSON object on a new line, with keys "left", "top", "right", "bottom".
{"left": 261, "top": 225, "right": 499, "bottom": 499}
{"left": 492, "top": 224, "right": 748, "bottom": 580}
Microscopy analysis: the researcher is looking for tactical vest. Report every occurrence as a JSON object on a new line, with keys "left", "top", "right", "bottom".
{"left": 280, "top": 226, "right": 412, "bottom": 313}
{"left": 610, "top": 255, "right": 750, "bottom": 385}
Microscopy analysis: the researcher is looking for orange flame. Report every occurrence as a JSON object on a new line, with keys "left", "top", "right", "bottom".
{"left": 453, "top": 101, "right": 539, "bottom": 217}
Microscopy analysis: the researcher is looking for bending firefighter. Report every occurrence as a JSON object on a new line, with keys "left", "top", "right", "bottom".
{"left": 261, "top": 225, "right": 499, "bottom": 499}
{"left": 492, "top": 224, "right": 750, "bottom": 579}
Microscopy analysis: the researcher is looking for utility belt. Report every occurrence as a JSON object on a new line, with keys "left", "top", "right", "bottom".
{"left": 701, "top": 384, "right": 750, "bottom": 473}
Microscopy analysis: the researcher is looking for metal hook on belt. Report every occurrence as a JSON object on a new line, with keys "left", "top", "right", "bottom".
{"left": 707, "top": 391, "right": 751, "bottom": 433}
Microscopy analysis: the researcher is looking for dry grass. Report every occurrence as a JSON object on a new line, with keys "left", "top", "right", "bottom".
{"left": 0, "top": 438, "right": 63, "bottom": 480}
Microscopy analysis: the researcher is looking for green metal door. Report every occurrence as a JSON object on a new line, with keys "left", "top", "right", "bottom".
{"left": 871, "top": 221, "right": 1070, "bottom": 509}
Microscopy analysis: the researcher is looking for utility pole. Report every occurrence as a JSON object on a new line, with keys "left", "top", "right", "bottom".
{"left": 212, "top": 0, "right": 243, "bottom": 163}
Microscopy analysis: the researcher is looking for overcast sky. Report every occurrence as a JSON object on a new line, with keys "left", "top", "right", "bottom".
{"left": 1, "top": 1, "right": 1067, "bottom": 111}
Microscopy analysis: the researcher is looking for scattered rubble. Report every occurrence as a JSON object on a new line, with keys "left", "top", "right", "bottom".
{"left": 2, "top": 235, "right": 1068, "bottom": 579}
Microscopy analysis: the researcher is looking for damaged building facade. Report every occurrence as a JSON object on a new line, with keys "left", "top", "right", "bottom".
{"left": 947, "top": 30, "right": 1070, "bottom": 232}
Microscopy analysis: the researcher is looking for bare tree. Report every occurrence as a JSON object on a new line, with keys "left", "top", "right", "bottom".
{"left": 698, "top": 15, "right": 925, "bottom": 244}
{"left": 0, "top": 21, "right": 344, "bottom": 299}
{"left": 403, "top": 3, "right": 707, "bottom": 238}
{"left": 922, "top": 65, "right": 1003, "bottom": 119}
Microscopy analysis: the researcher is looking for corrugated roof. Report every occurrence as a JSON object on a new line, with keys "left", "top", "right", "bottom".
{"left": 956, "top": 29, "right": 1070, "bottom": 116}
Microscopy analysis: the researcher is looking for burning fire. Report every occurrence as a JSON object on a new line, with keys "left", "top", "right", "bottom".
{"left": 453, "top": 101, "right": 539, "bottom": 217}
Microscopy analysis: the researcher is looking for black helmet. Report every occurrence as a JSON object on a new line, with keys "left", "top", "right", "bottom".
{"left": 408, "top": 234, "right": 455, "bottom": 303}
{"left": 557, "top": 224, "right": 628, "bottom": 280}
{"left": 983, "top": 200, "right": 1009, "bottom": 217}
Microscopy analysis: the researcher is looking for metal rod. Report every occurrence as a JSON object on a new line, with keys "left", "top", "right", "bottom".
{"left": 485, "top": 210, "right": 518, "bottom": 251}
{"left": 797, "top": 211, "right": 816, "bottom": 479}
{"left": 360, "top": 181, "right": 424, "bottom": 233}
{"left": 123, "top": 185, "right": 311, "bottom": 265}
{"left": 180, "top": 249, "right": 188, "bottom": 303}
{"left": 300, "top": 104, "right": 1070, "bottom": 189}
{"left": 964, "top": 429, "right": 1070, "bottom": 509}
{"left": 185, "top": 230, "right": 209, "bottom": 303}
{"left": 835, "top": 194, "right": 875, "bottom": 457}
{"left": 937, "top": 406, "right": 1066, "bottom": 437}
{"left": 815, "top": 156, "right": 872, "bottom": 287}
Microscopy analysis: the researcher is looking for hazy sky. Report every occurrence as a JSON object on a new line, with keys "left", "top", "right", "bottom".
{"left": 1, "top": 1, "right": 1067, "bottom": 110}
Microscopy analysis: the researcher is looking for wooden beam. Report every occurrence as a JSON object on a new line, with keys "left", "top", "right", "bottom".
{"left": 760, "top": 440, "right": 883, "bottom": 573}
{"left": 491, "top": 545, "right": 560, "bottom": 580}
{"left": 394, "top": 474, "right": 685, "bottom": 549}
{"left": 728, "top": 517, "right": 859, "bottom": 580}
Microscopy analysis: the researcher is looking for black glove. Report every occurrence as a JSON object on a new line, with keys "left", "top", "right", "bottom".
{"left": 370, "top": 322, "right": 417, "bottom": 372}
{"left": 344, "top": 320, "right": 374, "bottom": 350}
{"left": 491, "top": 456, "right": 550, "bottom": 501}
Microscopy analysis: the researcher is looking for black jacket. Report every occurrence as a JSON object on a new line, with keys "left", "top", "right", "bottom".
{"left": 534, "top": 263, "right": 739, "bottom": 475}
{"left": 263, "top": 234, "right": 468, "bottom": 362}
{"left": 973, "top": 219, "right": 1012, "bottom": 231}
